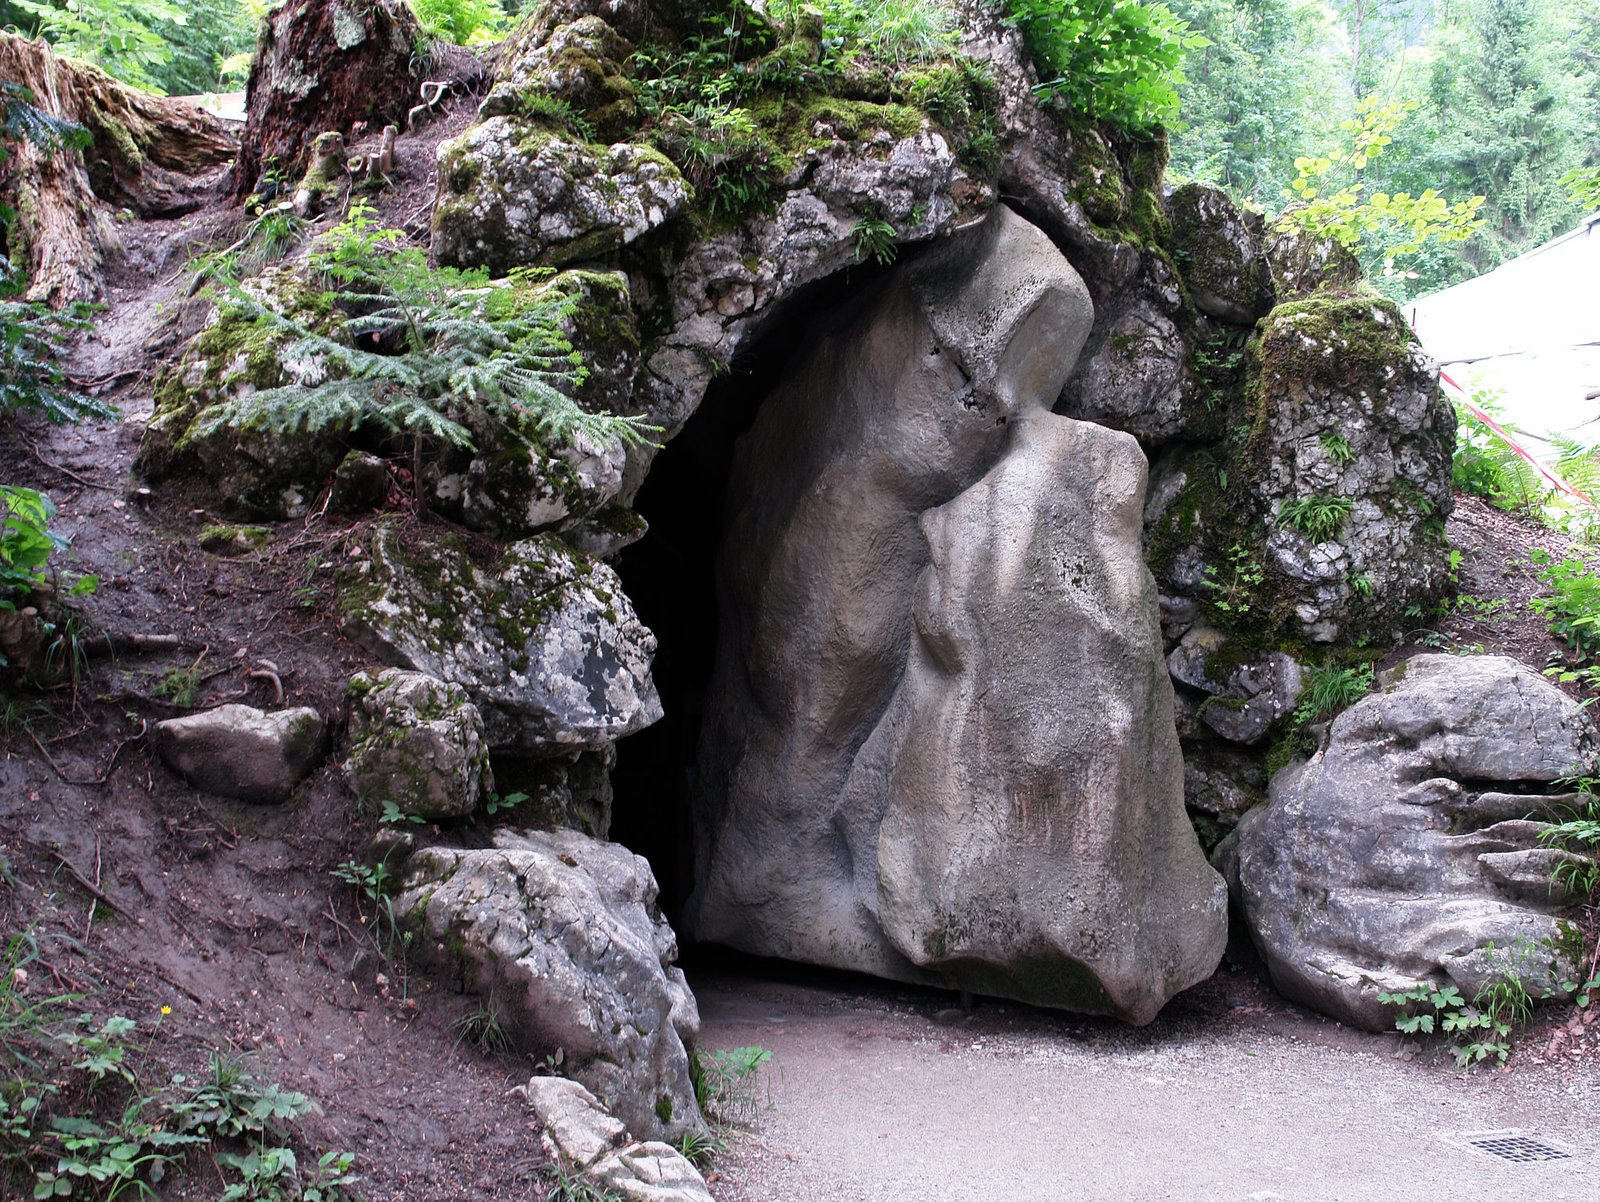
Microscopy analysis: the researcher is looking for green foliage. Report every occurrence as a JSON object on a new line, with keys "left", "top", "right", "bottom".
{"left": 1201, "top": 540, "right": 1263, "bottom": 617}
{"left": 14, "top": 0, "right": 191, "bottom": 93}
{"left": 771, "top": 0, "right": 958, "bottom": 64}
{"left": 1318, "top": 429, "right": 1353, "bottom": 463}
{"left": 1164, "top": 0, "right": 1343, "bottom": 203}
{"left": 1276, "top": 494, "right": 1352, "bottom": 542}
{"left": 853, "top": 215, "right": 897, "bottom": 264}
{"left": 1528, "top": 547, "right": 1600, "bottom": 661}
{"left": 1451, "top": 386, "right": 1545, "bottom": 512}
{"left": 1, "top": 981, "right": 356, "bottom": 1202}
{"left": 0, "top": 487, "right": 66, "bottom": 608}
{"left": 150, "top": 653, "right": 207, "bottom": 708}
{"left": 406, "top": 0, "right": 508, "bottom": 46}
{"left": 145, "top": 0, "right": 262, "bottom": 96}
{"left": 1280, "top": 97, "right": 1485, "bottom": 264}
{"left": 196, "top": 204, "right": 657, "bottom": 458}
{"left": 1538, "top": 777, "right": 1600, "bottom": 900}
{"left": 1377, "top": 937, "right": 1576, "bottom": 1068}
{"left": 539, "top": 1161, "right": 623, "bottom": 1202}
{"left": 689, "top": 1045, "right": 771, "bottom": 1127}
{"left": 1562, "top": 165, "right": 1600, "bottom": 210}
{"left": 450, "top": 1003, "right": 510, "bottom": 1056}
{"left": 1290, "top": 661, "right": 1373, "bottom": 725}
{"left": 1006, "top": 0, "right": 1206, "bottom": 129}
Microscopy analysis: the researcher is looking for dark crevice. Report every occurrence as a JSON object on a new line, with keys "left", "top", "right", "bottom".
{"left": 609, "top": 255, "right": 908, "bottom": 926}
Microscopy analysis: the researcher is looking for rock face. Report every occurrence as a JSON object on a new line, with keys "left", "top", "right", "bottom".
{"left": 343, "top": 669, "right": 491, "bottom": 821}
{"left": 338, "top": 527, "right": 662, "bottom": 754}
{"left": 687, "top": 204, "right": 1227, "bottom": 1023}
{"left": 1227, "top": 654, "right": 1599, "bottom": 1031}
{"left": 433, "top": 123, "right": 691, "bottom": 274}
{"left": 396, "top": 828, "right": 704, "bottom": 1142}
{"left": 154, "top": 704, "right": 327, "bottom": 803}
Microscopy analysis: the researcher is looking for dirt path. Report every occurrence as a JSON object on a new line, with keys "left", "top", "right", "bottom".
{"left": 693, "top": 963, "right": 1600, "bottom": 1202}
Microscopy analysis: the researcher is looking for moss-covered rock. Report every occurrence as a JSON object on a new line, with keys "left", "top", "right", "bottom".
{"left": 1167, "top": 182, "right": 1271, "bottom": 325}
{"left": 137, "top": 269, "right": 347, "bottom": 520}
{"left": 344, "top": 668, "right": 492, "bottom": 821}
{"left": 432, "top": 119, "right": 692, "bottom": 275}
{"left": 481, "top": 15, "right": 640, "bottom": 143}
{"left": 1145, "top": 288, "right": 1454, "bottom": 650}
{"left": 337, "top": 525, "right": 662, "bottom": 753}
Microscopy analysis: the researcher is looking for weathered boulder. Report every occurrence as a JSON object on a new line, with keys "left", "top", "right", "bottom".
{"left": 480, "top": 15, "right": 640, "bottom": 142}
{"left": 688, "top": 204, "right": 1226, "bottom": 1022}
{"left": 397, "top": 828, "right": 704, "bottom": 1142}
{"left": 137, "top": 269, "right": 349, "bottom": 520}
{"left": 1166, "top": 182, "right": 1273, "bottom": 326}
{"left": 1226, "top": 654, "right": 1599, "bottom": 1031}
{"left": 1167, "top": 625, "right": 1303, "bottom": 745}
{"left": 327, "top": 450, "right": 388, "bottom": 515}
{"left": 1265, "top": 224, "right": 1363, "bottom": 300}
{"left": 337, "top": 527, "right": 662, "bottom": 754}
{"left": 1146, "top": 291, "right": 1454, "bottom": 646}
{"left": 155, "top": 704, "right": 327, "bottom": 803}
{"left": 343, "top": 669, "right": 491, "bottom": 821}
{"left": 433, "top": 122, "right": 691, "bottom": 275}
{"left": 519, "top": 1077, "right": 715, "bottom": 1202}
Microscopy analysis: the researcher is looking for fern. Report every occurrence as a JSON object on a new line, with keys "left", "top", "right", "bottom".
{"left": 197, "top": 205, "right": 658, "bottom": 457}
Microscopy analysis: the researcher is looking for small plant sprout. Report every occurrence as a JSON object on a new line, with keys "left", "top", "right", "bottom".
{"left": 1276, "top": 494, "right": 1353, "bottom": 543}
{"left": 853, "top": 216, "right": 898, "bottom": 265}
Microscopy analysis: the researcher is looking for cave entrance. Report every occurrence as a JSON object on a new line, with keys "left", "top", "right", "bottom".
{"left": 609, "top": 262, "right": 896, "bottom": 927}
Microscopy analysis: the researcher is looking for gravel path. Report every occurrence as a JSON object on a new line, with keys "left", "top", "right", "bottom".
{"left": 691, "top": 963, "right": 1600, "bottom": 1202}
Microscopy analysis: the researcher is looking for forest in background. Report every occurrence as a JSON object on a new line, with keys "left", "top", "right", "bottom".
{"left": 1, "top": 0, "right": 1597, "bottom": 302}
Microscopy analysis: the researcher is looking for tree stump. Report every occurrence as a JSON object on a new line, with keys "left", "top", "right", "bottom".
{"left": 232, "top": 0, "right": 424, "bottom": 199}
{"left": 0, "top": 32, "right": 238, "bottom": 305}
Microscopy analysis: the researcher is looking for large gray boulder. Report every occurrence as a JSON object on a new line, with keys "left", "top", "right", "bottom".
{"left": 1227, "top": 654, "right": 1599, "bottom": 1031}
{"left": 687, "top": 204, "right": 1227, "bottom": 1023}
{"left": 338, "top": 527, "right": 662, "bottom": 754}
{"left": 397, "top": 828, "right": 704, "bottom": 1142}
{"left": 155, "top": 704, "right": 326, "bottom": 803}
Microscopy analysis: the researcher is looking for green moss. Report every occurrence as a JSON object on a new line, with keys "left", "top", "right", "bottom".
{"left": 1255, "top": 292, "right": 1410, "bottom": 394}
{"left": 197, "top": 524, "right": 270, "bottom": 554}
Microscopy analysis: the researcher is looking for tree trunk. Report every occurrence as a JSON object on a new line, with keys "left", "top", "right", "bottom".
{"left": 232, "top": 0, "right": 424, "bottom": 200}
{"left": 0, "top": 31, "right": 238, "bottom": 306}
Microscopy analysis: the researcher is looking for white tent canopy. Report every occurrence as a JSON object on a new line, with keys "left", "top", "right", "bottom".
{"left": 1408, "top": 213, "right": 1600, "bottom": 449}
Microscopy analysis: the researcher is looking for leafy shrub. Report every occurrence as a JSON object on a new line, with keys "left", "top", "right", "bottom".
{"left": 1279, "top": 98, "right": 1484, "bottom": 266}
{"left": 1376, "top": 938, "right": 1556, "bottom": 1069}
{"left": 1529, "top": 548, "right": 1600, "bottom": 662}
{"left": 407, "top": 0, "right": 508, "bottom": 46}
{"left": 197, "top": 204, "right": 656, "bottom": 457}
{"left": 1005, "top": 0, "right": 1204, "bottom": 130}
{"left": 0, "top": 956, "right": 358, "bottom": 1202}
{"left": 0, "top": 487, "right": 66, "bottom": 609}
{"left": 1451, "top": 385, "right": 1545, "bottom": 511}
{"left": 1276, "top": 494, "right": 1352, "bottom": 543}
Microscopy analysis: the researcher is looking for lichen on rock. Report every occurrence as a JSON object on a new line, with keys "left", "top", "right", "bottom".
{"left": 337, "top": 525, "right": 662, "bottom": 754}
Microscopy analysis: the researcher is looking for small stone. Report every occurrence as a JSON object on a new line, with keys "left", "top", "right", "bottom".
{"left": 327, "top": 450, "right": 389, "bottom": 515}
{"left": 155, "top": 704, "right": 327, "bottom": 803}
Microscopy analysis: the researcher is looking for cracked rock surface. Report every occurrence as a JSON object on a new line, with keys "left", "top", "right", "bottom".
{"left": 1223, "top": 653, "right": 1599, "bottom": 1030}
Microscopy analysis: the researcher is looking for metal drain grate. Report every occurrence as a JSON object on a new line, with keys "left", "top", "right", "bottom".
{"left": 1469, "top": 1134, "right": 1571, "bottom": 1163}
